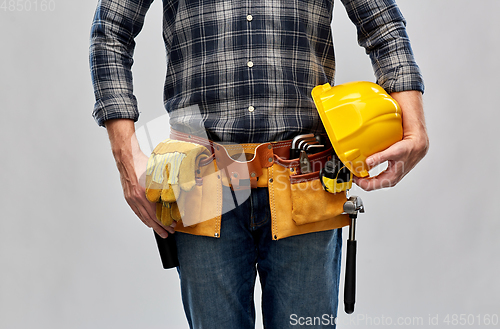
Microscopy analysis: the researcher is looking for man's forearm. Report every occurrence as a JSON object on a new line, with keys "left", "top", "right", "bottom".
{"left": 390, "top": 90, "right": 429, "bottom": 154}
{"left": 106, "top": 119, "right": 139, "bottom": 182}
{"left": 105, "top": 119, "right": 139, "bottom": 160}
{"left": 104, "top": 118, "right": 172, "bottom": 237}
{"left": 105, "top": 118, "right": 148, "bottom": 195}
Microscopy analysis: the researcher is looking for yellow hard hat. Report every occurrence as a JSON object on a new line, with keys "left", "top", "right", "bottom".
{"left": 312, "top": 81, "right": 403, "bottom": 177}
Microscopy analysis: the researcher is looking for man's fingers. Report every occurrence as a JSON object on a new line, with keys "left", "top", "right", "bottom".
{"left": 354, "top": 160, "right": 405, "bottom": 191}
{"left": 141, "top": 194, "right": 177, "bottom": 235}
{"left": 365, "top": 140, "right": 407, "bottom": 170}
{"left": 127, "top": 202, "right": 152, "bottom": 228}
{"left": 126, "top": 192, "right": 174, "bottom": 238}
{"left": 139, "top": 198, "right": 176, "bottom": 236}
{"left": 355, "top": 171, "right": 393, "bottom": 191}
{"left": 149, "top": 219, "right": 171, "bottom": 238}
{"left": 137, "top": 203, "right": 172, "bottom": 238}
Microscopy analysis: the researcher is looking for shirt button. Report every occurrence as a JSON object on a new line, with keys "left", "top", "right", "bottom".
{"left": 248, "top": 106, "right": 255, "bottom": 112}
{"left": 247, "top": 14, "right": 253, "bottom": 22}
{"left": 247, "top": 60, "right": 254, "bottom": 68}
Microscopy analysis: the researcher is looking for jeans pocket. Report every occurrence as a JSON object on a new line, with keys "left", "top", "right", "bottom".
{"left": 290, "top": 171, "right": 346, "bottom": 225}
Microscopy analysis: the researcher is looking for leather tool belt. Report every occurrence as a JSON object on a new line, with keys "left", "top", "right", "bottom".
{"left": 169, "top": 129, "right": 350, "bottom": 240}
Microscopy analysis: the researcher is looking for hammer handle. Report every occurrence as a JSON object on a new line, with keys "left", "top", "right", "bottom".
{"left": 344, "top": 239, "right": 357, "bottom": 314}
{"left": 154, "top": 231, "right": 179, "bottom": 269}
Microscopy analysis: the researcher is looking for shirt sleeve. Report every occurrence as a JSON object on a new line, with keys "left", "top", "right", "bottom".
{"left": 340, "top": 0, "right": 424, "bottom": 94}
{"left": 89, "top": 0, "right": 155, "bottom": 127}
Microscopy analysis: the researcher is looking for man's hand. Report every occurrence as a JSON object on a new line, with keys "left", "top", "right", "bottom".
{"left": 353, "top": 90, "right": 429, "bottom": 191}
{"left": 105, "top": 119, "right": 175, "bottom": 238}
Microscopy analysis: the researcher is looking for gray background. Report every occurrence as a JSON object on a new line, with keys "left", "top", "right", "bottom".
{"left": 1, "top": 0, "right": 499, "bottom": 328}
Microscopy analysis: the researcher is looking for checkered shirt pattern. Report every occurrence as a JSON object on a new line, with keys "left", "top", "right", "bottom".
{"left": 90, "top": 0, "right": 424, "bottom": 143}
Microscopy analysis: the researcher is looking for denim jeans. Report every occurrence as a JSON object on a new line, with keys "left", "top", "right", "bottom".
{"left": 175, "top": 186, "right": 342, "bottom": 329}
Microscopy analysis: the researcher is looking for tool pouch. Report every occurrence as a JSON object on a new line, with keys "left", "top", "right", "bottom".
{"left": 145, "top": 137, "right": 223, "bottom": 237}
{"left": 174, "top": 156, "right": 223, "bottom": 237}
{"left": 268, "top": 148, "right": 350, "bottom": 240}
{"left": 290, "top": 171, "right": 347, "bottom": 225}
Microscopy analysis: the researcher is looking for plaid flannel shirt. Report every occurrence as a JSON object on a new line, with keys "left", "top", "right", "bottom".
{"left": 90, "top": 0, "right": 424, "bottom": 143}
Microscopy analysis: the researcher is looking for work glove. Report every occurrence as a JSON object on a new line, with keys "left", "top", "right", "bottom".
{"left": 145, "top": 139, "right": 211, "bottom": 226}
